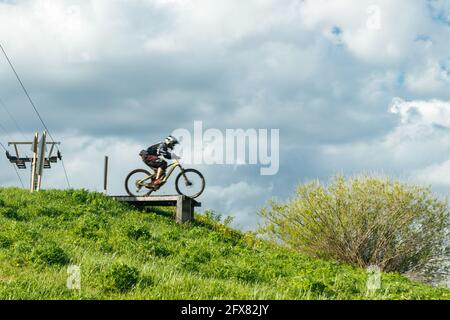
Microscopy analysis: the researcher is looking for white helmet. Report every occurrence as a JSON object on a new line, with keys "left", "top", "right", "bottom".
{"left": 165, "top": 135, "right": 179, "bottom": 147}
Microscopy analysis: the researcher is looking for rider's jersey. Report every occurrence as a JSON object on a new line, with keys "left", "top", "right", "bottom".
{"left": 146, "top": 142, "right": 173, "bottom": 160}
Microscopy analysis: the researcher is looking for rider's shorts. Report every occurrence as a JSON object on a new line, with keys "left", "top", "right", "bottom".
{"left": 145, "top": 158, "right": 167, "bottom": 170}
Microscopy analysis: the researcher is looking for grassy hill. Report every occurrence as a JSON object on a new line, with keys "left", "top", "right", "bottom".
{"left": 0, "top": 188, "right": 448, "bottom": 300}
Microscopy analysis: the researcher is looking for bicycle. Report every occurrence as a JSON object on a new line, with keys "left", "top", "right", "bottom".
{"left": 125, "top": 159, "right": 205, "bottom": 198}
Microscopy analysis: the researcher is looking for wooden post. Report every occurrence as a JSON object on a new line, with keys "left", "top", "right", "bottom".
{"left": 103, "top": 156, "right": 109, "bottom": 195}
{"left": 30, "top": 132, "right": 38, "bottom": 192}
{"left": 36, "top": 131, "right": 47, "bottom": 191}
{"left": 176, "top": 196, "right": 194, "bottom": 223}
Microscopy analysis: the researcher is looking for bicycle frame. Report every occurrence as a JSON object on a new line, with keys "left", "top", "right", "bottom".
{"left": 136, "top": 160, "right": 182, "bottom": 187}
{"left": 161, "top": 160, "right": 182, "bottom": 183}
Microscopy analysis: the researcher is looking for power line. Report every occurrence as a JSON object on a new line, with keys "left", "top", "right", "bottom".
{"left": 12, "top": 164, "right": 25, "bottom": 188}
{"left": 0, "top": 44, "right": 54, "bottom": 141}
{"left": 0, "top": 80, "right": 30, "bottom": 189}
{"left": 0, "top": 96, "right": 29, "bottom": 159}
{"left": 0, "top": 138, "right": 25, "bottom": 188}
{"left": 0, "top": 43, "right": 71, "bottom": 188}
{"left": 0, "top": 118, "right": 13, "bottom": 142}
{"left": 0, "top": 96, "right": 28, "bottom": 141}
{"left": 60, "top": 157, "right": 71, "bottom": 188}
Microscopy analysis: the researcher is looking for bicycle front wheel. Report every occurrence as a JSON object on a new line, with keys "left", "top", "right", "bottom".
{"left": 125, "top": 169, "right": 154, "bottom": 197}
{"left": 175, "top": 169, "right": 205, "bottom": 199}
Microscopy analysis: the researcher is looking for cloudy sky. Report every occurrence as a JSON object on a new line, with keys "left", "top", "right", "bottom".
{"left": 0, "top": 0, "right": 449, "bottom": 229}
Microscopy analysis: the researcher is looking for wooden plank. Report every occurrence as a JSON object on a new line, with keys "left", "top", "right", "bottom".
{"left": 111, "top": 195, "right": 201, "bottom": 207}
{"left": 8, "top": 142, "right": 60, "bottom": 145}
{"left": 110, "top": 195, "right": 201, "bottom": 223}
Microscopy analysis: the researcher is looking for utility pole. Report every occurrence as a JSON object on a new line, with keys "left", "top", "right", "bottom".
{"left": 30, "top": 132, "right": 38, "bottom": 192}
{"left": 36, "top": 131, "right": 47, "bottom": 191}
{"left": 5, "top": 131, "right": 62, "bottom": 192}
{"left": 103, "top": 155, "right": 109, "bottom": 195}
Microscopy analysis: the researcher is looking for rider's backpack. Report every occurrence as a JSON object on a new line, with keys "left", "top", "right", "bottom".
{"left": 140, "top": 148, "right": 158, "bottom": 163}
{"left": 139, "top": 149, "right": 148, "bottom": 160}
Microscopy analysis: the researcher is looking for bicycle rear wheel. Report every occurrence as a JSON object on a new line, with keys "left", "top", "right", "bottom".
{"left": 175, "top": 169, "right": 205, "bottom": 199}
{"left": 125, "top": 169, "right": 154, "bottom": 197}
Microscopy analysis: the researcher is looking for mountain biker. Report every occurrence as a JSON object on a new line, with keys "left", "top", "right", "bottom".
{"left": 140, "top": 135, "right": 180, "bottom": 186}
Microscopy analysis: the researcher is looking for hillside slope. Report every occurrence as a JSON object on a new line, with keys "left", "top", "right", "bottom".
{"left": 0, "top": 188, "right": 448, "bottom": 300}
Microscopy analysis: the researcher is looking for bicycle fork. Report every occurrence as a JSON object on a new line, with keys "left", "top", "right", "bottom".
{"left": 180, "top": 169, "right": 193, "bottom": 187}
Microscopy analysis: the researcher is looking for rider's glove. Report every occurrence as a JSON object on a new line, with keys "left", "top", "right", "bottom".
{"left": 171, "top": 153, "right": 181, "bottom": 160}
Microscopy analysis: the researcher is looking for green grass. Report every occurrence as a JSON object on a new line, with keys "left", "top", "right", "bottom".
{"left": 0, "top": 188, "right": 448, "bottom": 300}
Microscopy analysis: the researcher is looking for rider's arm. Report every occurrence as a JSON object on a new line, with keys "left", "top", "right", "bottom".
{"left": 157, "top": 143, "right": 173, "bottom": 159}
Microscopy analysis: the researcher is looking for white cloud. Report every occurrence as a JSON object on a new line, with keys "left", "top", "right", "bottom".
{"left": 414, "top": 160, "right": 450, "bottom": 187}
{"left": 406, "top": 60, "right": 450, "bottom": 93}
{"left": 144, "top": 36, "right": 181, "bottom": 53}
{"left": 359, "top": 71, "right": 398, "bottom": 103}
{"left": 390, "top": 98, "right": 450, "bottom": 128}
{"left": 206, "top": 181, "right": 274, "bottom": 229}
{"left": 322, "top": 98, "right": 450, "bottom": 186}
{"left": 300, "top": 0, "right": 430, "bottom": 63}
{"left": 208, "top": 181, "right": 273, "bottom": 203}
{"left": 0, "top": 0, "right": 98, "bottom": 68}
{"left": 389, "top": 98, "right": 450, "bottom": 187}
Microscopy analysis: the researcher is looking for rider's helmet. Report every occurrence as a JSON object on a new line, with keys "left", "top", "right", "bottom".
{"left": 164, "top": 135, "right": 179, "bottom": 148}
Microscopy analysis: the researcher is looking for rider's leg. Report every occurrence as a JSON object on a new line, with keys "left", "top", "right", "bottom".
{"left": 155, "top": 168, "right": 163, "bottom": 180}
{"left": 153, "top": 161, "right": 167, "bottom": 185}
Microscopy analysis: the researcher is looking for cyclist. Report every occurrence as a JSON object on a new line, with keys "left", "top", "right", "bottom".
{"left": 140, "top": 135, "right": 180, "bottom": 186}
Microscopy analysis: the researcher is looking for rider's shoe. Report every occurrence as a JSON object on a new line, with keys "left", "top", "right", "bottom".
{"left": 153, "top": 179, "right": 163, "bottom": 186}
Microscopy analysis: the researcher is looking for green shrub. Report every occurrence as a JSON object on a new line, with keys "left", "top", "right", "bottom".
{"left": 259, "top": 175, "right": 450, "bottom": 282}
{"left": 0, "top": 207, "right": 27, "bottom": 221}
{"left": 74, "top": 214, "right": 108, "bottom": 239}
{"left": 0, "top": 235, "right": 13, "bottom": 249}
{"left": 97, "top": 239, "right": 115, "bottom": 253}
{"left": 181, "top": 249, "right": 212, "bottom": 272}
{"left": 34, "top": 205, "right": 65, "bottom": 217}
{"left": 149, "top": 243, "right": 171, "bottom": 257}
{"left": 126, "top": 225, "right": 153, "bottom": 241}
{"left": 102, "top": 263, "right": 140, "bottom": 293}
{"left": 227, "top": 265, "right": 263, "bottom": 283}
{"left": 138, "top": 275, "right": 155, "bottom": 289}
{"left": 32, "top": 243, "right": 70, "bottom": 266}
